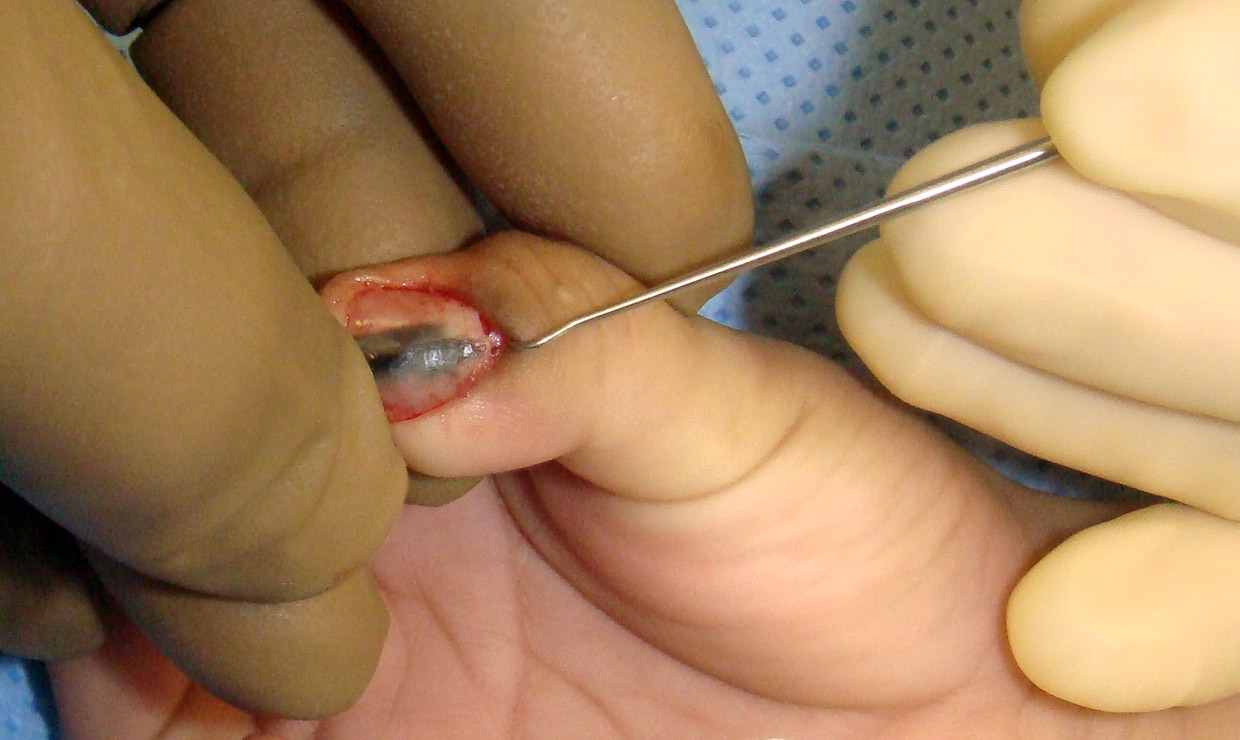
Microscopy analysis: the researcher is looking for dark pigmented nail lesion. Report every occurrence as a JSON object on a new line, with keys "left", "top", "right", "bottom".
{"left": 356, "top": 325, "right": 481, "bottom": 380}
{"left": 344, "top": 286, "right": 506, "bottom": 422}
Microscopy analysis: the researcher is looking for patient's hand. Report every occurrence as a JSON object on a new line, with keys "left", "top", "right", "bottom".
{"left": 52, "top": 233, "right": 1240, "bottom": 738}
{"left": 837, "top": 0, "right": 1240, "bottom": 712}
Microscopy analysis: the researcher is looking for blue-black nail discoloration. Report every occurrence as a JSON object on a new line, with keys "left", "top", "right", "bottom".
{"left": 357, "top": 325, "right": 479, "bottom": 379}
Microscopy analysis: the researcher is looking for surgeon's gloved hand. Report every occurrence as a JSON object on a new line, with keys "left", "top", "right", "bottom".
{"left": 1, "top": 0, "right": 750, "bottom": 719}
{"left": 838, "top": 0, "right": 1240, "bottom": 713}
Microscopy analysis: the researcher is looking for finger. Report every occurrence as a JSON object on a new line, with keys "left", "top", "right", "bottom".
{"left": 843, "top": 234, "right": 1240, "bottom": 515}
{"left": 1019, "top": 0, "right": 1134, "bottom": 84}
{"left": 86, "top": 551, "right": 387, "bottom": 719}
{"left": 319, "top": 232, "right": 1126, "bottom": 706}
{"left": 0, "top": 2, "right": 405, "bottom": 601}
{"left": 880, "top": 121, "right": 1240, "bottom": 426}
{"left": 320, "top": 232, "right": 803, "bottom": 501}
{"left": 840, "top": 119, "right": 1240, "bottom": 517}
{"left": 130, "top": 0, "right": 484, "bottom": 505}
{"left": 131, "top": 0, "right": 482, "bottom": 284}
{"left": 0, "top": 489, "right": 111, "bottom": 661}
{"left": 1040, "top": 0, "right": 1240, "bottom": 244}
{"left": 52, "top": 621, "right": 224, "bottom": 740}
{"left": 837, "top": 236, "right": 1240, "bottom": 519}
{"left": 1009, "top": 503, "right": 1240, "bottom": 711}
{"left": 342, "top": 0, "right": 754, "bottom": 310}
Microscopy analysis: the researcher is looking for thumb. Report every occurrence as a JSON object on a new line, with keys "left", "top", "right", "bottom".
{"left": 320, "top": 230, "right": 817, "bottom": 505}
{"left": 1039, "top": 0, "right": 1240, "bottom": 244}
{"left": 1009, "top": 502, "right": 1240, "bottom": 713}
{"left": 322, "top": 231, "right": 1123, "bottom": 708}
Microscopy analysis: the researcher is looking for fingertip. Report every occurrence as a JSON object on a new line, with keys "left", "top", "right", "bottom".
{"left": 1009, "top": 504, "right": 1240, "bottom": 712}
{"left": 1018, "top": 0, "right": 1130, "bottom": 86}
{"left": 1040, "top": 37, "right": 1149, "bottom": 193}
{"left": 1041, "top": 0, "right": 1240, "bottom": 234}
{"left": 89, "top": 553, "right": 388, "bottom": 720}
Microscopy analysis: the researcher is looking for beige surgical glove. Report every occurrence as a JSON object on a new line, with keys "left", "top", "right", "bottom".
{"left": 837, "top": 0, "right": 1240, "bottom": 713}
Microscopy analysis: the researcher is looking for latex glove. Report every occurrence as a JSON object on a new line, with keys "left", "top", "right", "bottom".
{"left": 837, "top": 0, "right": 1240, "bottom": 713}
{"left": 0, "top": 0, "right": 750, "bottom": 719}
{"left": 51, "top": 231, "right": 1240, "bottom": 739}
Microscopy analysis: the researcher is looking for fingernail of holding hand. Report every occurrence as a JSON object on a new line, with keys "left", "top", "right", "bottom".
{"left": 344, "top": 285, "right": 506, "bottom": 422}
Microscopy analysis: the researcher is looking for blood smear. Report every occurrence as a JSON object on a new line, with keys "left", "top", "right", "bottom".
{"left": 345, "top": 285, "right": 506, "bottom": 422}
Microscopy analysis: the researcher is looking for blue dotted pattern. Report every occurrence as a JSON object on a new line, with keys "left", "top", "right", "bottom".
{"left": 0, "top": 2, "right": 1111, "bottom": 737}
{"left": 687, "top": 0, "right": 1036, "bottom": 359}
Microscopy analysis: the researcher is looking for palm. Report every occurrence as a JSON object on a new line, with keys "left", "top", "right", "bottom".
{"left": 56, "top": 393, "right": 1230, "bottom": 739}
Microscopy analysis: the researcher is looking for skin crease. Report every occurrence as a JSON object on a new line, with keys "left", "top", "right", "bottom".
{"left": 6, "top": 0, "right": 754, "bottom": 720}
{"left": 837, "top": 0, "right": 1240, "bottom": 715}
{"left": 87, "top": 552, "right": 388, "bottom": 720}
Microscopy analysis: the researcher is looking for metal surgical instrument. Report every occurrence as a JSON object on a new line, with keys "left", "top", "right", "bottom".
{"left": 512, "top": 136, "right": 1059, "bottom": 351}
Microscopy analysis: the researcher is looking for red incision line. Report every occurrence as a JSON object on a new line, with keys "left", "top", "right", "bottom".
{"left": 345, "top": 285, "right": 507, "bottom": 422}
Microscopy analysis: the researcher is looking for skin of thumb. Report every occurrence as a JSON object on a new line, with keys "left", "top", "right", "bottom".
{"left": 318, "top": 230, "right": 815, "bottom": 504}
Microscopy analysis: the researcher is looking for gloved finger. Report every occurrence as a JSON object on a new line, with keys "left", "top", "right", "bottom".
{"left": 340, "top": 0, "right": 755, "bottom": 311}
{"left": 1019, "top": 0, "right": 1134, "bottom": 85}
{"left": 842, "top": 119, "right": 1240, "bottom": 516}
{"left": 0, "top": 488, "right": 111, "bottom": 661}
{"left": 837, "top": 235, "right": 1240, "bottom": 519}
{"left": 0, "top": 1, "right": 405, "bottom": 601}
{"left": 1038, "top": 0, "right": 1240, "bottom": 244}
{"left": 320, "top": 232, "right": 1129, "bottom": 706}
{"left": 127, "top": 0, "right": 483, "bottom": 504}
{"left": 883, "top": 121, "right": 1240, "bottom": 426}
{"left": 129, "top": 0, "right": 482, "bottom": 284}
{"left": 85, "top": 550, "right": 387, "bottom": 719}
{"left": 1009, "top": 503, "right": 1240, "bottom": 711}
